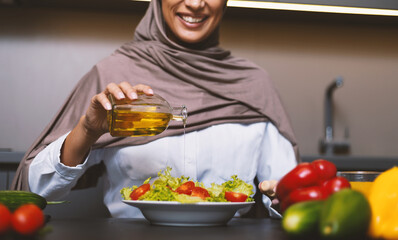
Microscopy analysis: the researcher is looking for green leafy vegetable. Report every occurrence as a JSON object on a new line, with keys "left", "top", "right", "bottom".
{"left": 223, "top": 175, "right": 254, "bottom": 197}
{"left": 120, "top": 167, "right": 254, "bottom": 203}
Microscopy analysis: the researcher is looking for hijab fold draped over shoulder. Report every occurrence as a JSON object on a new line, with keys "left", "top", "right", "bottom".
{"left": 12, "top": 0, "right": 299, "bottom": 191}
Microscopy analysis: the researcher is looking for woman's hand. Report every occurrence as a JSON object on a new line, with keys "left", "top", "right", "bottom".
{"left": 259, "top": 180, "right": 279, "bottom": 206}
{"left": 83, "top": 82, "right": 154, "bottom": 138}
{"left": 61, "top": 82, "right": 153, "bottom": 167}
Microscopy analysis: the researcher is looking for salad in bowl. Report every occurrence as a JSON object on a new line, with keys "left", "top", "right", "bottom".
{"left": 120, "top": 167, "right": 254, "bottom": 203}
{"left": 120, "top": 168, "right": 255, "bottom": 226}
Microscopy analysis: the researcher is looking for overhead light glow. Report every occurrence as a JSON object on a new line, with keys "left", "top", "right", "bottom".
{"left": 227, "top": 0, "right": 398, "bottom": 16}
{"left": 131, "top": 0, "right": 398, "bottom": 17}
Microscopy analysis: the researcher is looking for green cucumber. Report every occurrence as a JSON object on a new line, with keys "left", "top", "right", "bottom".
{"left": 320, "top": 189, "right": 371, "bottom": 239}
{"left": 282, "top": 200, "right": 324, "bottom": 237}
{"left": 0, "top": 190, "right": 47, "bottom": 211}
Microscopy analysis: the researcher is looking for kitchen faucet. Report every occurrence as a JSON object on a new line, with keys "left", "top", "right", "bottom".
{"left": 319, "top": 76, "right": 350, "bottom": 156}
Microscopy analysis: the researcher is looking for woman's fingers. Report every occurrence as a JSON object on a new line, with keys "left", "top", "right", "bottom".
{"left": 94, "top": 92, "right": 112, "bottom": 111}
{"left": 101, "top": 82, "right": 154, "bottom": 110}
{"left": 107, "top": 82, "right": 154, "bottom": 101}
{"left": 271, "top": 198, "right": 279, "bottom": 206}
{"left": 259, "top": 180, "right": 280, "bottom": 207}
{"left": 131, "top": 83, "right": 154, "bottom": 96}
{"left": 120, "top": 82, "right": 153, "bottom": 99}
{"left": 119, "top": 81, "right": 137, "bottom": 99}
{"left": 259, "top": 180, "right": 278, "bottom": 198}
{"left": 105, "top": 82, "right": 125, "bottom": 100}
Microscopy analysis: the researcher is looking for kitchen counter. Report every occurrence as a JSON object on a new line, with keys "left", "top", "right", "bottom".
{"left": 301, "top": 155, "right": 398, "bottom": 172}
{"left": 23, "top": 218, "right": 290, "bottom": 240}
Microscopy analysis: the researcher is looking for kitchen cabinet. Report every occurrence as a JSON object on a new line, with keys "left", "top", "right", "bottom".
{"left": 0, "top": 152, "right": 23, "bottom": 191}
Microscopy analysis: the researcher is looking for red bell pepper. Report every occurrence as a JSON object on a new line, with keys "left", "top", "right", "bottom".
{"left": 311, "top": 159, "right": 337, "bottom": 184}
{"left": 276, "top": 159, "right": 349, "bottom": 212}
{"left": 275, "top": 162, "right": 319, "bottom": 200}
{"left": 322, "top": 176, "right": 351, "bottom": 196}
{"left": 280, "top": 185, "right": 327, "bottom": 212}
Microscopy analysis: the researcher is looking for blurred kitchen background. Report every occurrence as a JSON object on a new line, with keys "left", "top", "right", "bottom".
{"left": 1, "top": 0, "right": 397, "bottom": 158}
{"left": 1, "top": 0, "right": 397, "bottom": 218}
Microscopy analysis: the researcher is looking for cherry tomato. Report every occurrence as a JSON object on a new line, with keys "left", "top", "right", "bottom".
{"left": 0, "top": 204, "right": 11, "bottom": 234}
{"left": 176, "top": 181, "right": 195, "bottom": 195}
{"left": 311, "top": 159, "right": 337, "bottom": 184}
{"left": 11, "top": 204, "right": 44, "bottom": 236}
{"left": 191, "top": 187, "right": 210, "bottom": 200}
{"left": 225, "top": 191, "right": 248, "bottom": 202}
{"left": 322, "top": 176, "right": 351, "bottom": 196}
{"left": 130, "top": 183, "right": 151, "bottom": 200}
{"left": 276, "top": 163, "right": 318, "bottom": 200}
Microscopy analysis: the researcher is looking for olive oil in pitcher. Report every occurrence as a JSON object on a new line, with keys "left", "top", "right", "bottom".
{"left": 107, "top": 94, "right": 187, "bottom": 137}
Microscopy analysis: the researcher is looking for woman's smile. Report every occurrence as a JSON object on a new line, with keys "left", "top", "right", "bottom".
{"left": 177, "top": 13, "right": 208, "bottom": 30}
{"left": 162, "top": 0, "right": 226, "bottom": 44}
{"left": 179, "top": 14, "right": 207, "bottom": 24}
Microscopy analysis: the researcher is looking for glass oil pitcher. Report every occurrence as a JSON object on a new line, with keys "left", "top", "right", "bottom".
{"left": 107, "top": 93, "right": 187, "bottom": 137}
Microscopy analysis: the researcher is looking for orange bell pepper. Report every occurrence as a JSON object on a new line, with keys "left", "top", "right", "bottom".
{"left": 368, "top": 167, "right": 398, "bottom": 239}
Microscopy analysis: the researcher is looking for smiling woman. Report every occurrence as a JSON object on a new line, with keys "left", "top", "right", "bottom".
{"left": 12, "top": 0, "right": 298, "bottom": 219}
{"left": 162, "top": 0, "right": 227, "bottom": 44}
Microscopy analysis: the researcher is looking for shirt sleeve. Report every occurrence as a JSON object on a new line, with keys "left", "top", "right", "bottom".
{"left": 28, "top": 132, "right": 101, "bottom": 201}
{"left": 257, "top": 122, "right": 297, "bottom": 218}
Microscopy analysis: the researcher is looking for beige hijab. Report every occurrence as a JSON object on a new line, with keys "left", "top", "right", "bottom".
{"left": 12, "top": 0, "right": 298, "bottom": 191}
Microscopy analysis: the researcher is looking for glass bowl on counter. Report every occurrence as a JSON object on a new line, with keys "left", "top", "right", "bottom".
{"left": 337, "top": 171, "right": 380, "bottom": 196}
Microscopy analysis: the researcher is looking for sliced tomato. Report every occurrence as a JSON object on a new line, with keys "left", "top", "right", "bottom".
{"left": 225, "top": 191, "right": 248, "bottom": 202}
{"left": 166, "top": 185, "right": 175, "bottom": 192}
{"left": 175, "top": 181, "right": 195, "bottom": 195}
{"left": 130, "top": 183, "right": 151, "bottom": 200}
{"left": 191, "top": 187, "right": 210, "bottom": 200}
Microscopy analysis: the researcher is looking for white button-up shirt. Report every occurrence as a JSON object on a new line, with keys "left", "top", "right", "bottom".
{"left": 29, "top": 122, "right": 296, "bottom": 218}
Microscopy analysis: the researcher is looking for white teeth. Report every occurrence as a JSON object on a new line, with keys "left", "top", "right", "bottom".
{"left": 181, "top": 16, "right": 204, "bottom": 23}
